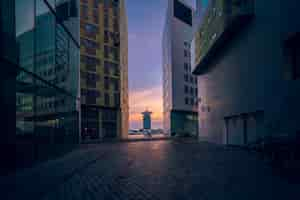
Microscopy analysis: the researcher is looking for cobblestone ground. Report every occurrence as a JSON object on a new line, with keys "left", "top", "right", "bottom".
{"left": 1, "top": 140, "right": 299, "bottom": 200}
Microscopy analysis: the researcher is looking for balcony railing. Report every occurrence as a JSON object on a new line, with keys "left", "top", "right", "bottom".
{"left": 192, "top": 0, "right": 254, "bottom": 75}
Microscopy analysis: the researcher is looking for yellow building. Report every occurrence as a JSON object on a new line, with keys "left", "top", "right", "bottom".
{"left": 80, "top": 0, "right": 128, "bottom": 140}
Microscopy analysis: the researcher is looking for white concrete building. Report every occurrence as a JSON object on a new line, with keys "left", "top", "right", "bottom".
{"left": 162, "top": 0, "right": 198, "bottom": 136}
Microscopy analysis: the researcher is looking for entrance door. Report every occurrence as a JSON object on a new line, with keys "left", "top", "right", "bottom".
{"left": 228, "top": 116, "right": 244, "bottom": 145}
{"left": 103, "top": 122, "right": 117, "bottom": 138}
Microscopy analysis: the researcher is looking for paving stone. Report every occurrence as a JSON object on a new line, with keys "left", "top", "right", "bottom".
{"left": 1, "top": 140, "right": 299, "bottom": 200}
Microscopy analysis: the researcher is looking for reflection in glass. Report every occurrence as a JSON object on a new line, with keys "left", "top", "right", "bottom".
{"left": 14, "top": 0, "right": 80, "bottom": 168}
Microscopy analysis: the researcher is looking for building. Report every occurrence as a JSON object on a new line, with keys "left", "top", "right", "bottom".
{"left": 142, "top": 110, "right": 152, "bottom": 130}
{"left": 0, "top": 0, "right": 18, "bottom": 174}
{"left": 80, "top": 0, "right": 128, "bottom": 141}
{"left": 162, "top": 0, "right": 198, "bottom": 137}
{"left": 192, "top": 0, "right": 300, "bottom": 145}
{"left": 0, "top": 0, "right": 80, "bottom": 173}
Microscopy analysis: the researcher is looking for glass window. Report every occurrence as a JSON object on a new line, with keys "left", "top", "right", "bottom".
{"left": 114, "top": 93, "right": 120, "bottom": 106}
{"left": 104, "top": 61, "right": 110, "bottom": 74}
{"left": 114, "top": 65, "right": 120, "bottom": 76}
{"left": 113, "top": 79, "right": 119, "bottom": 91}
{"left": 86, "top": 64, "right": 97, "bottom": 72}
{"left": 93, "top": 9, "right": 99, "bottom": 24}
{"left": 104, "top": 30, "right": 109, "bottom": 43}
{"left": 113, "top": 18, "right": 119, "bottom": 32}
{"left": 36, "top": 1, "right": 56, "bottom": 84}
{"left": 112, "top": 0, "right": 119, "bottom": 7}
{"left": 82, "top": 23, "right": 98, "bottom": 36}
{"left": 190, "top": 76, "right": 194, "bottom": 83}
{"left": 87, "top": 89, "right": 101, "bottom": 97}
{"left": 82, "top": 89, "right": 100, "bottom": 98}
{"left": 81, "top": 5, "right": 88, "bottom": 20}
{"left": 184, "top": 85, "right": 188, "bottom": 94}
{"left": 104, "top": 45, "right": 109, "bottom": 58}
{"left": 104, "top": 14, "right": 109, "bottom": 28}
{"left": 190, "top": 87, "right": 194, "bottom": 95}
{"left": 86, "top": 72, "right": 99, "bottom": 88}
{"left": 81, "top": 38, "right": 99, "bottom": 49}
{"left": 110, "top": 32, "right": 119, "bottom": 46}
{"left": 81, "top": 55, "right": 100, "bottom": 66}
{"left": 184, "top": 50, "right": 188, "bottom": 57}
{"left": 190, "top": 98, "right": 194, "bottom": 106}
{"left": 85, "top": 48, "right": 96, "bottom": 56}
{"left": 86, "top": 96, "right": 96, "bottom": 105}
{"left": 185, "top": 97, "right": 189, "bottom": 105}
{"left": 111, "top": 47, "right": 119, "bottom": 60}
{"left": 184, "top": 63, "right": 188, "bottom": 71}
{"left": 16, "top": 0, "right": 35, "bottom": 73}
{"left": 184, "top": 74, "right": 188, "bottom": 82}
{"left": 14, "top": 0, "right": 80, "bottom": 167}
{"left": 94, "top": 0, "right": 100, "bottom": 8}
{"left": 104, "top": 77, "right": 110, "bottom": 90}
{"left": 104, "top": 0, "right": 111, "bottom": 8}
{"left": 113, "top": 6, "right": 118, "bottom": 17}
{"left": 56, "top": 0, "right": 73, "bottom": 21}
{"left": 104, "top": 93, "right": 110, "bottom": 106}
{"left": 102, "top": 109, "right": 117, "bottom": 121}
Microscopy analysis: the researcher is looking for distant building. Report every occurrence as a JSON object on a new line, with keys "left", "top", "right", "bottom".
{"left": 192, "top": 0, "right": 300, "bottom": 145}
{"left": 162, "top": 0, "right": 198, "bottom": 137}
{"left": 80, "top": 0, "right": 129, "bottom": 140}
{"left": 142, "top": 110, "right": 152, "bottom": 130}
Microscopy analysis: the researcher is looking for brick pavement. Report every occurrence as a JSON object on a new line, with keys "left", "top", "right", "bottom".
{"left": 1, "top": 140, "right": 299, "bottom": 200}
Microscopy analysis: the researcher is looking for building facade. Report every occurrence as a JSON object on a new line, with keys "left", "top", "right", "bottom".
{"left": 0, "top": 0, "right": 80, "bottom": 173}
{"left": 80, "top": 0, "right": 128, "bottom": 141}
{"left": 142, "top": 110, "right": 152, "bottom": 130}
{"left": 192, "top": 0, "right": 300, "bottom": 145}
{"left": 163, "top": 0, "right": 198, "bottom": 136}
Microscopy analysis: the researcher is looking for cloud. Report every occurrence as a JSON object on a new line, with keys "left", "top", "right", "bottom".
{"left": 129, "top": 86, "right": 163, "bottom": 129}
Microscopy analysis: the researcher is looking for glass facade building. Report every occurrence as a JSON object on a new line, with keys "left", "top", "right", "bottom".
{"left": 0, "top": 0, "right": 80, "bottom": 173}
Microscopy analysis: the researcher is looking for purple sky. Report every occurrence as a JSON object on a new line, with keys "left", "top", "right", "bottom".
{"left": 127, "top": 0, "right": 195, "bottom": 129}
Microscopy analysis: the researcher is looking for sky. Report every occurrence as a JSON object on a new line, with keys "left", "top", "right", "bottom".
{"left": 127, "top": 0, "right": 195, "bottom": 129}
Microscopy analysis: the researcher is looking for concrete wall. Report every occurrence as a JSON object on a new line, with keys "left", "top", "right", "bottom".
{"left": 196, "top": 0, "right": 300, "bottom": 144}
{"left": 171, "top": 12, "right": 197, "bottom": 112}
{"left": 120, "top": 0, "right": 129, "bottom": 139}
{"left": 162, "top": 0, "right": 174, "bottom": 134}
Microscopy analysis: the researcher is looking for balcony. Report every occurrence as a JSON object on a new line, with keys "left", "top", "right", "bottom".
{"left": 192, "top": 0, "right": 254, "bottom": 75}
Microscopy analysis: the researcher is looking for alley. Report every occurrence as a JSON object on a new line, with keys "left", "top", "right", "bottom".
{"left": 2, "top": 140, "right": 299, "bottom": 200}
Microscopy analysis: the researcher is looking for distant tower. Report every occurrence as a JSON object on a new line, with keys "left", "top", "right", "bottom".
{"left": 142, "top": 110, "right": 152, "bottom": 130}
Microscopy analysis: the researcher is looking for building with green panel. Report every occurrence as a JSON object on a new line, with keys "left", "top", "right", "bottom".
{"left": 80, "top": 0, "right": 128, "bottom": 141}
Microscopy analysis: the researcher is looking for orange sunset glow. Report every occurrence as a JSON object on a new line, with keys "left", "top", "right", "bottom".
{"left": 129, "top": 86, "right": 163, "bottom": 129}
